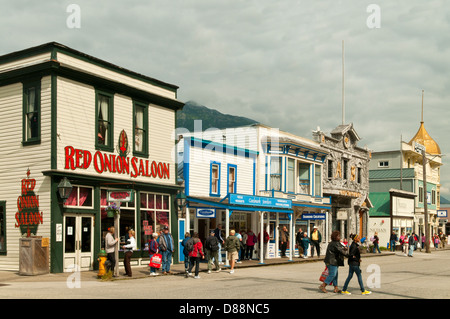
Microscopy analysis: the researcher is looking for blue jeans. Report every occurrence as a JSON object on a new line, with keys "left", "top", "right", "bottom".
{"left": 408, "top": 245, "right": 414, "bottom": 256}
{"left": 390, "top": 240, "right": 396, "bottom": 252}
{"left": 324, "top": 265, "right": 339, "bottom": 286}
{"left": 373, "top": 243, "right": 381, "bottom": 253}
{"left": 343, "top": 265, "right": 365, "bottom": 292}
{"left": 161, "top": 250, "right": 172, "bottom": 272}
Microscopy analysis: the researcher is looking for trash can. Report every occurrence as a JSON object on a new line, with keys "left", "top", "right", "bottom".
{"left": 19, "top": 236, "right": 49, "bottom": 275}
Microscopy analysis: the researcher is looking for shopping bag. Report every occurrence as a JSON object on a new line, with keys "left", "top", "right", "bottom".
{"left": 319, "top": 267, "right": 328, "bottom": 282}
{"left": 149, "top": 253, "right": 162, "bottom": 269}
{"left": 319, "top": 267, "right": 332, "bottom": 285}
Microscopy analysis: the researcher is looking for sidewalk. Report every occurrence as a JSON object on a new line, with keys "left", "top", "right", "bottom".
{"left": 0, "top": 251, "right": 396, "bottom": 283}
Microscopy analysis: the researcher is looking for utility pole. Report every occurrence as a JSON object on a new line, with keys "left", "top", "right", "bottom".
{"left": 422, "top": 148, "right": 431, "bottom": 253}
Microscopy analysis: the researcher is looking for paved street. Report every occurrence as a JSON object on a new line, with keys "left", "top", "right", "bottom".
{"left": 0, "top": 250, "right": 449, "bottom": 301}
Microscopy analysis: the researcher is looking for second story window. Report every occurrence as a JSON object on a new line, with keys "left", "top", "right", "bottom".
{"left": 96, "top": 91, "right": 113, "bottom": 151}
{"left": 228, "top": 165, "right": 236, "bottom": 194}
{"left": 298, "top": 163, "right": 310, "bottom": 194}
{"left": 210, "top": 162, "right": 221, "bottom": 196}
{"left": 270, "top": 157, "right": 282, "bottom": 191}
{"left": 23, "top": 81, "right": 41, "bottom": 144}
{"left": 133, "top": 101, "right": 148, "bottom": 156}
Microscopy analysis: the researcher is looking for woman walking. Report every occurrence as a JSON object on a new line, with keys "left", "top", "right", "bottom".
{"left": 341, "top": 234, "right": 372, "bottom": 295}
{"left": 319, "top": 230, "right": 348, "bottom": 293}
{"left": 148, "top": 233, "right": 159, "bottom": 276}
{"left": 187, "top": 233, "right": 205, "bottom": 279}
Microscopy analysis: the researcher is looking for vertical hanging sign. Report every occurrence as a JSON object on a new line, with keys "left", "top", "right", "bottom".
{"left": 15, "top": 170, "right": 43, "bottom": 237}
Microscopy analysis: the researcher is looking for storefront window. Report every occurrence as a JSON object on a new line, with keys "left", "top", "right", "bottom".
{"left": 64, "top": 186, "right": 93, "bottom": 208}
{"left": 140, "top": 192, "right": 170, "bottom": 251}
{"left": 100, "top": 189, "right": 136, "bottom": 249}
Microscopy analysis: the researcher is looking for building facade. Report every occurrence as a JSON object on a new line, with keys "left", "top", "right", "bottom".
{"left": 369, "top": 119, "right": 442, "bottom": 244}
{"left": 312, "top": 124, "right": 373, "bottom": 242}
{"left": 178, "top": 124, "right": 332, "bottom": 260}
{"left": 0, "top": 43, "right": 184, "bottom": 272}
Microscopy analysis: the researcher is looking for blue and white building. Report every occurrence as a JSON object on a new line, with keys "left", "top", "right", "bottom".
{"left": 177, "top": 124, "right": 332, "bottom": 263}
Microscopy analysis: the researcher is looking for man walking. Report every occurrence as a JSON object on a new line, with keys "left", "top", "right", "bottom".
{"left": 225, "top": 230, "right": 240, "bottom": 274}
{"left": 310, "top": 226, "right": 322, "bottom": 257}
{"left": 280, "top": 226, "right": 289, "bottom": 258}
{"left": 105, "top": 227, "right": 119, "bottom": 276}
{"left": 389, "top": 231, "right": 398, "bottom": 252}
{"left": 159, "top": 225, "right": 175, "bottom": 274}
{"left": 205, "top": 230, "right": 221, "bottom": 273}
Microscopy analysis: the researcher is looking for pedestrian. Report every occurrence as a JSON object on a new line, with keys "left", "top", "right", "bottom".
{"left": 408, "top": 233, "right": 416, "bottom": 257}
{"left": 122, "top": 229, "right": 136, "bottom": 277}
{"left": 242, "top": 231, "right": 248, "bottom": 259}
{"left": 235, "top": 230, "right": 243, "bottom": 263}
{"left": 372, "top": 232, "right": 381, "bottom": 253}
{"left": 433, "top": 234, "right": 440, "bottom": 249}
{"left": 421, "top": 233, "right": 426, "bottom": 251}
{"left": 159, "top": 225, "right": 174, "bottom": 275}
{"left": 341, "top": 234, "right": 372, "bottom": 295}
{"left": 104, "top": 226, "right": 119, "bottom": 276}
{"left": 390, "top": 231, "right": 398, "bottom": 252}
{"left": 296, "top": 228, "right": 304, "bottom": 257}
{"left": 214, "top": 224, "right": 225, "bottom": 264}
{"left": 148, "top": 233, "right": 159, "bottom": 276}
{"left": 205, "top": 230, "right": 221, "bottom": 273}
{"left": 246, "top": 229, "right": 257, "bottom": 260}
{"left": 400, "top": 232, "right": 406, "bottom": 253}
{"left": 187, "top": 233, "right": 205, "bottom": 279}
{"left": 310, "top": 226, "right": 322, "bottom": 257}
{"left": 319, "top": 230, "right": 348, "bottom": 293}
{"left": 403, "top": 234, "right": 410, "bottom": 256}
{"left": 301, "top": 232, "right": 310, "bottom": 258}
{"left": 181, "top": 232, "right": 191, "bottom": 273}
{"left": 279, "top": 226, "right": 289, "bottom": 258}
{"left": 225, "top": 230, "right": 240, "bottom": 274}
{"left": 440, "top": 232, "right": 447, "bottom": 249}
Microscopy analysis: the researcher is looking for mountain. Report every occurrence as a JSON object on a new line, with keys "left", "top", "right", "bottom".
{"left": 440, "top": 195, "right": 450, "bottom": 205}
{"left": 176, "top": 101, "right": 259, "bottom": 132}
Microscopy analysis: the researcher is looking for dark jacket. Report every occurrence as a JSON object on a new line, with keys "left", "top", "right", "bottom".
{"left": 347, "top": 241, "right": 361, "bottom": 266}
{"left": 205, "top": 235, "right": 220, "bottom": 252}
{"left": 181, "top": 236, "right": 191, "bottom": 256}
{"left": 324, "top": 241, "right": 348, "bottom": 266}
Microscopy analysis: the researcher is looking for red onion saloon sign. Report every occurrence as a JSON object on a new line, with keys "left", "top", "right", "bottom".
{"left": 64, "top": 145, "right": 170, "bottom": 179}
{"left": 64, "top": 130, "right": 170, "bottom": 179}
{"left": 16, "top": 170, "right": 43, "bottom": 237}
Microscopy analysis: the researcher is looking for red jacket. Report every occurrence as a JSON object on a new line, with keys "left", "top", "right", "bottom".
{"left": 189, "top": 239, "right": 204, "bottom": 258}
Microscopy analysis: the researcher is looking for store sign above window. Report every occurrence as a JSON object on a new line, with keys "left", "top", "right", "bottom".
{"left": 229, "top": 194, "right": 292, "bottom": 209}
{"left": 64, "top": 145, "right": 170, "bottom": 179}
{"left": 15, "top": 170, "right": 43, "bottom": 237}
{"left": 107, "top": 190, "right": 134, "bottom": 202}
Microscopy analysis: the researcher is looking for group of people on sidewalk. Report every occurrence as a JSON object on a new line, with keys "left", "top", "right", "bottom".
{"left": 180, "top": 228, "right": 242, "bottom": 278}
{"left": 318, "top": 230, "right": 372, "bottom": 295}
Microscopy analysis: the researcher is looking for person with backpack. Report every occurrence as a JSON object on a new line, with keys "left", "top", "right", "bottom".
{"left": 408, "top": 233, "right": 416, "bottom": 257}
{"left": 187, "top": 233, "right": 205, "bottom": 279}
{"left": 181, "top": 232, "right": 191, "bottom": 274}
{"left": 205, "top": 230, "right": 221, "bottom": 273}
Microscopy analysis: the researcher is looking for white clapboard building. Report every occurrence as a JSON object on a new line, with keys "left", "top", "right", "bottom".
{"left": 0, "top": 42, "right": 184, "bottom": 273}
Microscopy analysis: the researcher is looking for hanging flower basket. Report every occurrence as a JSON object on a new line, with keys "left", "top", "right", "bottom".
{"left": 106, "top": 203, "right": 120, "bottom": 218}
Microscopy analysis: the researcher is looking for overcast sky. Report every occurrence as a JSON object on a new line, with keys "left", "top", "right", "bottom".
{"left": 1, "top": 0, "right": 449, "bottom": 196}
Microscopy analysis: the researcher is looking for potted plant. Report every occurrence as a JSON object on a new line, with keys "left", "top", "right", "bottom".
{"left": 106, "top": 202, "right": 120, "bottom": 218}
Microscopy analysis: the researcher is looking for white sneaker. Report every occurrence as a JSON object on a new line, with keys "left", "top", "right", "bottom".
{"left": 216, "top": 268, "right": 221, "bottom": 273}
{"left": 207, "top": 270, "right": 211, "bottom": 274}
{"left": 194, "top": 275, "right": 201, "bottom": 279}
{"left": 230, "top": 270, "right": 234, "bottom": 274}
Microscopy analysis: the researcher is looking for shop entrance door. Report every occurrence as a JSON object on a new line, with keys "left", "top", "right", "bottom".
{"left": 63, "top": 214, "right": 94, "bottom": 272}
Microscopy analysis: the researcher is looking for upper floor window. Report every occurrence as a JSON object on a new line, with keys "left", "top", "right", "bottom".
{"left": 23, "top": 80, "right": 41, "bottom": 145}
{"left": 327, "top": 160, "right": 333, "bottom": 179}
{"left": 287, "top": 158, "right": 295, "bottom": 193}
{"left": 270, "top": 157, "right": 282, "bottom": 191}
{"left": 133, "top": 101, "right": 148, "bottom": 156}
{"left": 210, "top": 162, "right": 221, "bottom": 196}
{"left": 343, "top": 159, "right": 349, "bottom": 180}
{"left": 298, "top": 162, "right": 310, "bottom": 194}
{"left": 314, "top": 164, "right": 322, "bottom": 196}
{"left": 96, "top": 91, "right": 114, "bottom": 151}
{"left": 228, "top": 165, "right": 236, "bottom": 194}
{"left": 378, "top": 161, "right": 389, "bottom": 168}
